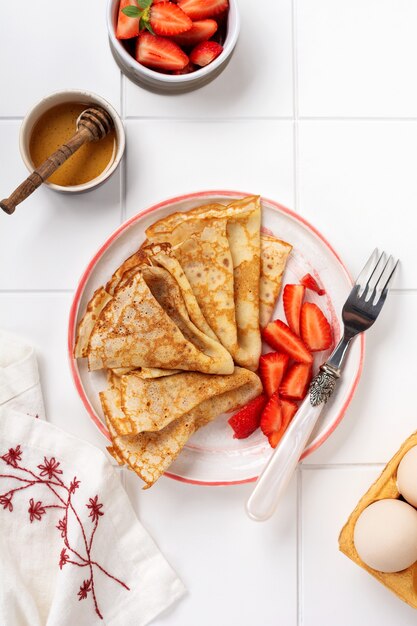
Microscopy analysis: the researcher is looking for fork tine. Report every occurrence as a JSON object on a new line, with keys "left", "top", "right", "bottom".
{"left": 364, "top": 251, "right": 388, "bottom": 301}
{"left": 373, "top": 258, "right": 399, "bottom": 305}
{"left": 356, "top": 248, "right": 379, "bottom": 294}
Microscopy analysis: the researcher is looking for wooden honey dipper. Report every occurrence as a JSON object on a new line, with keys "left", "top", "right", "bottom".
{"left": 0, "top": 106, "right": 114, "bottom": 215}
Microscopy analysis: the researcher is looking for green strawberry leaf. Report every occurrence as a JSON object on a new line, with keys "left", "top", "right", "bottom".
{"left": 145, "top": 21, "right": 155, "bottom": 35}
{"left": 138, "top": 0, "right": 152, "bottom": 9}
{"left": 122, "top": 5, "right": 141, "bottom": 18}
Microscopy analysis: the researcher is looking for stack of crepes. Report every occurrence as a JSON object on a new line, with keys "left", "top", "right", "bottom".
{"left": 74, "top": 196, "right": 292, "bottom": 487}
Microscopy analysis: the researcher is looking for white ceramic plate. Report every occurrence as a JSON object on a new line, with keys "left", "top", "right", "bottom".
{"left": 68, "top": 191, "right": 364, "bottom": 486}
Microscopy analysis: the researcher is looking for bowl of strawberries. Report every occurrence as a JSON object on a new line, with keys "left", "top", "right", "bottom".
{"left": 107, "top": 0, "right": 239, "bottom": 92}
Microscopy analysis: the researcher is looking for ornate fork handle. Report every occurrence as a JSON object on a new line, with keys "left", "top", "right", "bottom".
{"left": 309, "top": 363, "right": 340, "bottom": 406}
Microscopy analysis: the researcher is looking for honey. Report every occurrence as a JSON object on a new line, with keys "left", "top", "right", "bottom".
{"left": 29, "top": 102, "right": 116, "bottom": 186}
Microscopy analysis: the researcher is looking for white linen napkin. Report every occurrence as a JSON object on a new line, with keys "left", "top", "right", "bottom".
{"left": 0, "top": 330, "right": 186, "bottom": 625}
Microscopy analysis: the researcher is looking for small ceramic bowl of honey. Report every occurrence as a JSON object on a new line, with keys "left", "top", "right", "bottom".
{"left": 19, "top": 90, "right": 125, "bottom": 193}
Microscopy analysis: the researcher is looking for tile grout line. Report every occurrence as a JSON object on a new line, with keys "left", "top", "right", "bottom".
{"left": 292, "top": 4, "right": 302, "bottom": 625}
{"left": 5, "top": 116, "right": 417, "bottom": 122}
{"left": 300, "top": 462, "right": 386, "bottom": 470}
{"left": 122, "top": 115, "right": 294, "bottom": 122}
{"left": 0, "top": 289, "right": 74, "bottom": 294}
{"left": 292, "top": 0, "right": 299, "bottom": 215}
{"left": 120, "top": 72, "right": 127, "bottom": 224}
{"left": 296, "top": 466, "right": 303, "bottom": 626}
{"left": 298, "top": 116, "right": 417, "bottom": 122}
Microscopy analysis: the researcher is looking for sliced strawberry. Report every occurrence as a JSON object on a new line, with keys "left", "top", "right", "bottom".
{"left": 263, "top": 319, "right": 313, "bottom": 364}
{"left": 189, "top": 40, "right": 223, "bottom": 66}
{"left": 259, "top": 352, "right": 290, "bottom": 397}
{"left": 173, "top": 19, "right": 218, "bottom": 47}
{"left": 283, "top": 284, "right": 305, "bottom": 336}
{"left": 260, "top": 392, "right": 282, "bottom": 438}
{"left": 172, "top": 61, "right": 196, "bottom": 74}
{"left": 136, "top": 32, "right": 189, "bottom": 71}
{"left": 116, "top": 0, "right": 140, "bottom": 39}
{"left": 268, "top": 399, "right": 298, "bottom": 448}
{"left": 228, "top": 394, "right": 268, "bottom": 439}
{"left": 150, "top": 2, "right": 192, "bottom": 36}
{"left": 300, "top": 273, "right": 326, "bottom": 296}
{"left": 178, "top": 0, "right": 229, "bottom": 20}
{"left": 280, "top": 363, "right": 312, "bottom": 401}
{"left": 300, "top": 302, "right": 333, "bottom": 352}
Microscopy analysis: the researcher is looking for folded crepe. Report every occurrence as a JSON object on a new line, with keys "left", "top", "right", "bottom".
{"left": 146, "top": 196, "right": 263, "bottom": 371}
{"left": 259, "top": 234, "right": 292, "bottom": 328}
{"left": 101, "top": 367, "right": 262, "bottom": 487}
{"left": 87, "top": 266, "right": 234, "bottom": 374}
{"left": 75, "top": 243, "right": 220, "bottom": 381}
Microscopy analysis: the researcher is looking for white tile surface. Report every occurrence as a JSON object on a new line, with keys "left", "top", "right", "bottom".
{"left": 297, "top": 0, "right": 417, "bottom": 118}
{"left": 2, "top": 0, "right": 417, "bottom": 624}
{"left": 0, "top": 0, "right": 121, "bottom": 117}
{"left": 124, "top": 0, "right": 293, "bottom": 118}
{"left": 0, "top": 122, "right": 121, "bottom": 290}
{"left": 124, "top": 120, "right": 294, "bottom": 217}
{"left": 124, "top": 472, "right": 298, "bottom": 626}
{"left": 297, "top": 120, "right": 414, "bottom": 287}
{"left": 305, "top": 293, "right": 417, "bottom": 465}
{"left": 301, "top": 467, "right": 417, "bottom": 625}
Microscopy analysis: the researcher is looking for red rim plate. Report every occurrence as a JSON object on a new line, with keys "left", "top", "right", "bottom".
{"left": 68, "top": 190, "right": 365, "bottom": 486}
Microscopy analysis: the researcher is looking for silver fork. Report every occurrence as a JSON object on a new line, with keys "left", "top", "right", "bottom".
{"left": 246, "top": 249, "right": 398, "bottom": 522}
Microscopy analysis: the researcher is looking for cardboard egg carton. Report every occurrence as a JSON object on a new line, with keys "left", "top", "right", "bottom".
{"left": 339, "top": 431, "right": 417, "bottom": 609}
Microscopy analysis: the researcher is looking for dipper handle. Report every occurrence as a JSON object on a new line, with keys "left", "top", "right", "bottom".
{"left": 0, "top": 128, "right": 91, "bottom": 214}
{"left": 1, "top": 106, "right": 114, "bottom": 215}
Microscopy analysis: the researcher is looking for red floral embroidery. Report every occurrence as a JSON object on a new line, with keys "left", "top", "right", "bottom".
{"left": 0, "top": 494, "right": 13, "bottom": 511}
{"left": 86, "top": 495, "right": 104, "bottom": 523}
{"left": 78, "top": 578, "right": 92, "bottom": 600}
{"left": 0, "top": 443, "right": 129, "bottom": 620}
{"left": 69, "top": 477, "right": 80, "bottom": 494}
{"left": 38, "top": 456, "right": 63, "bottom": 479}
{"left": 1, "top": 445, "right": 22, "bottom": 467}
{"left": 56, "top": 517, "right": 67, "bottom": 538}
{"left": 59, "top": 547, "right": 69, "bottom": 570}
{"left": 28, "top": 498, "right": 46, "bottom": 522}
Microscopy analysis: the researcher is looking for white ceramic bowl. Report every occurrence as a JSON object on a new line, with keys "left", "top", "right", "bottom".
{"left": 19, "top": 90, "right": 125, "bottom": 194}
{"left": 106, "top": 0, "right": 240, "bottom": 93}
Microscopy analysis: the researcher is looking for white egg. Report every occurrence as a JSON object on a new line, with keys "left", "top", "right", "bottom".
{"left": 353, "top": 499, "right": 417, "bottom": 573}
{"left": 397, "top": 446, "right": 417, "bottom": 507}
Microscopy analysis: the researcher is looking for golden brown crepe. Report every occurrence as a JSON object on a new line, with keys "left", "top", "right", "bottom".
{"left": 224, "top": 196, "right": 262, "bottom": 370}
{"left": 146, "top": 196, "right": 263, "bottom": 371}
{"left": 74, "top": 287, "right": 112, "bottom": 359}
{"left": 259, "top": 234, "right": 292, "bottom": 328}
{"left": 146, "top": 212, "right": 237, "bottom": 356}
{"left": 144, "top": 242, "right": 218, "bottom": 341}
{"left": 101, "top": 367, "right": 262, "bottom": 487}
{"left": 75, "top": 243, "right": 220, "bottom": 379}
{"left": 87, "top": 267, "right": 234, "bottom": 374}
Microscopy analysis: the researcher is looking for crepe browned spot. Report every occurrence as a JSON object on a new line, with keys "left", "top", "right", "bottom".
{"left": 339, "top": 431, "right": 417, "bottom": 609}
{"left": 100, "top": 366, "right": 262, "bottom": 488}
{"left": 259, "top": 234, "right": 292, "bottom": 328}
{"left": 87, "top": 267, "right": 234, "bottom": 374}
